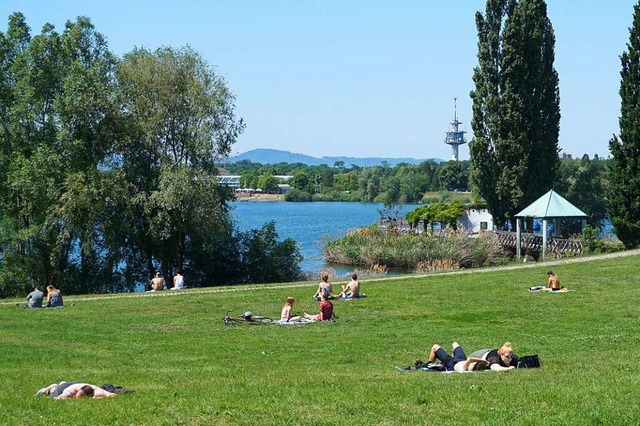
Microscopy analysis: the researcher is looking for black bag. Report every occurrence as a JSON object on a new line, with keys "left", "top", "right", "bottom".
{"left": 414, "top": 360, "right": 446, "bottom": 371}
{"left": 516, "top": 355, "right": 541, "bottom": 369}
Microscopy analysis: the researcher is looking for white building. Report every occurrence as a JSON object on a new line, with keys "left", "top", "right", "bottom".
{"left": 460, "top": 208, "right": 493, "bottom": 233}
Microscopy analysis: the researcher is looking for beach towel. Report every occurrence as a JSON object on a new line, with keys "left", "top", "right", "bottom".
{"left": 528, "top": 286, "right": 572, "bottom": 293}
{"left": 272, "top": 318, "right": 316, "bottom": 325}
{"left": 336, "top": 293, "right": 368, "bottom": 300}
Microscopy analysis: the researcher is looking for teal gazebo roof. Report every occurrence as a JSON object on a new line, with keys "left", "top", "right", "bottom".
{"left": 515, "top": 190, "right": 587, "bottom": 219}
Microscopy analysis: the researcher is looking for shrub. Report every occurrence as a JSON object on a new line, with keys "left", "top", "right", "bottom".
{"left": 284, "top": 188, "right": 312, "bottom": 202}
{"left": 324, "top": 226, "right": 508, "bottom": 271}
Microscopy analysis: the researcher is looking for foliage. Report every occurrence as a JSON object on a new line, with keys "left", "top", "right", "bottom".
{"left": 284, "top": 188, "right": 312, "bottom": 202}
{"left": 236, "top": 221, "right": 303, "bottom": 284}
{"left": 405, "top": 200, "right": 466, "bottom": 230}
{"left": 580, "top": 225, "right": 625, "bottom": 254}
{"left": 324, "top": 225, "right": 507, "bottom": 270}
{"left": 558, "top": 155, "right": 609, "bottom": 229}
{"left": 0, "top": 14, "right": 308, "bottom": 297}
{"left": 608, "top": 2, "right": 640, "bottom": 249}
{"left": 470, "top": 0, "right": 560, "bottom": 228}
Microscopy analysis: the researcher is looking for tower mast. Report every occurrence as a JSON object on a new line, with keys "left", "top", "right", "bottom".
{"left": 444, "top": 98, "right": 467, "bottom": 161}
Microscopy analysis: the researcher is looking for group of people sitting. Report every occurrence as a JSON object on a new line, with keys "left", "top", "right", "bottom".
{"left": 278, "top": 271, "right": 363, "bottom": 323}
{"left": 21, "top": 284, "right": 64, "bottom": 308}
{"left": 148, "top": 270, "right": 185, "bottom": 291}
{"left": 313, "top": 272, "right": 360, "bottom": 300}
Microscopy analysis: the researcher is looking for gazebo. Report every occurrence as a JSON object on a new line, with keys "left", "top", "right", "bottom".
{"left": 514, "top": 190, "right": 588, "bottom": 260}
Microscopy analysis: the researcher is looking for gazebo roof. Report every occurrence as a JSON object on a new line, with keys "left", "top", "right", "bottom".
{"left": 515, "top": 189, "right": 587, "bottom": 218}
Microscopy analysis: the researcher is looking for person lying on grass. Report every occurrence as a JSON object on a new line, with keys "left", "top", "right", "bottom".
{"left": 427, "top": 342, "right": 490, "bottom": 372}
{"left": 304, "top": 293, "right": 334, "bottom": 321}
{"left": 470, "top": 342, "right": 520, "bottom": 371}
{"left": 336, "top": 273, "right": 360, "bottom": 299}
{"left": 36, "top": 382, "right": 117, "bottom": 399}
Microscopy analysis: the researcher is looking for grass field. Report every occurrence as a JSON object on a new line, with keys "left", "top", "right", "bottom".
{"left": 2, "top": 252, "right": 640, "bottom": 425}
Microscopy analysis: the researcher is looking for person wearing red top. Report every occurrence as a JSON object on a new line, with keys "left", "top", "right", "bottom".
{"left": 304, "top": 293, "right": 334, "bottom": 321}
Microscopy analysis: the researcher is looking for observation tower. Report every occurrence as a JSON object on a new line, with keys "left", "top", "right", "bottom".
{"left": 444, "top": 98, "right": 467, "bottom": 161}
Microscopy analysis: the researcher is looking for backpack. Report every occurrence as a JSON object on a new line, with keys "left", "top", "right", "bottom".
{"left": 516, "top": 355, "right": 541, "bottom": 369}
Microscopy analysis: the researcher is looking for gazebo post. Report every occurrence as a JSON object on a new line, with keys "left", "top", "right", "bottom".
{"left": 542, "top": 219, "right": 548, "bottom": 260}
{"left": 516, "top": 218, "right": 522, "bottom": 259}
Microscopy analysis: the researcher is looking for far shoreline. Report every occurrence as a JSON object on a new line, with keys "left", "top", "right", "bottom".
{"left": 234, "top": 193, "right": 285, "bottom": 202}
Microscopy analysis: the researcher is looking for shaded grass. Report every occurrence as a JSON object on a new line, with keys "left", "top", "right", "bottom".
{"left": 2, "top": 255, "right": 640, "bottom": 425}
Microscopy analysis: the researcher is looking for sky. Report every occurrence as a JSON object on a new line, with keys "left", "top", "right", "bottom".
{"left": 0, "top": 1, "right": 637, "bottom": 161}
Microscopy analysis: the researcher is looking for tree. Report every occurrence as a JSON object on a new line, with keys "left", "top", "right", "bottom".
{"left": 609, "top": 2, "right": 640, "bottom": 248}
{"left": 470, "top": 0, "right": 560, "bottom": 228}
{"left": 438, "top": 161, "right": 468, "bottom": 191}
{"left": 117, "top": 45, "right": 245, "bottom": 283}
{"left": 0, "top": 14, "right": 126, "bottom": 296}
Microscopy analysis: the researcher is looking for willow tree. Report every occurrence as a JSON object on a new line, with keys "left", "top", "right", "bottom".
{"left": 609, "top": 2, "right": 640, "bottom": 248}
{"left": 117, "top": 46, "right": 246, "bottom": 284}
{"left": 469, "top": 0, "right": 560, "bottom": 228}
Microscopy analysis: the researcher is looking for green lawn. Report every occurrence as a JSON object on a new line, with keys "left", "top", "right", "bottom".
{"left": 2, "top": 254, "right": 640, "bottom": 425}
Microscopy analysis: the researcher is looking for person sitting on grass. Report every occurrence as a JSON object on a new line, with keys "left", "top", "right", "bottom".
{"left": 531, "top": 270, "right": 568, "bottom": 292}
{"left": 171, "top": 270, "right": 185, "bottom": 290}
{"left": 304, "top": 293, "right": 334, "bottom": 321}
{"left": 18, "top": 285, "right": 44, "bottom": 308}
{"left": 45, "top": 285, "right": 64, "bottom": 308}
{"left": 313, "top": 272, "right": 334, "bottom": 299}
{"left": 427, "top": 342, "right": 490, "bottom": 372}
{"left": 280, "top": 297, "right": 302, "bottom": 323}
{"left": 149, "top": 271, "right": 165, "bottom": 291}
{"left": 36, "top": 382, "right": 118, "bottom": 399}
{"left": 336, "top": 274, "right": 360, "bottom": 299}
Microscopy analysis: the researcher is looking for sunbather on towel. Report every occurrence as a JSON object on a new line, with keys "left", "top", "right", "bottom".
{"left": 313, "top": 272, "right": 334, "bottom": 299}
{"left": 36, "top": 382, "right": 117, "bottom": 399}
{"left": 280, "top": 297, "right": 302, "bottom": 323}
{"left": 336, "top": 273, "right": 360, "bottom": 299}
{"left": 471, "top": 342, "right": 520, "bottom": 371}
{"left": 304, "top": 293, "right": 334, "bottom": 321}
{"left": 427, "top": 342, "right": 489, "bottom": 372}
{"left": 538, "top": 270, "right": 568, "bottom": 292}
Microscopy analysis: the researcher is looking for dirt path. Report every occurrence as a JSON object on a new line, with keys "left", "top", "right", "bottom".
{"left": 3, "top": 249, "right": 639, "bottom": 305}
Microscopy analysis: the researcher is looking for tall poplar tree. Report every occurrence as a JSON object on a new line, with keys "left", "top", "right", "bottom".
{"left": 470, "top": 0, "right": 560, "bottom": 227}
{"left": 608, "top": 2, "right": 640, "bottom": 248}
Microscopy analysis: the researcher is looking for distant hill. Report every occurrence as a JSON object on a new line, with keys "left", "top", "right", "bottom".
{"left": 224, "top": 149, "right": 442, "bottom": 167}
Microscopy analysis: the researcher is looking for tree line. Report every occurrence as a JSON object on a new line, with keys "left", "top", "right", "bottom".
{"left": 0, "top": 13, "right": 302, "bottom": 297}
{"left": 223, "top": 154, "right": 610, "bottom": 229}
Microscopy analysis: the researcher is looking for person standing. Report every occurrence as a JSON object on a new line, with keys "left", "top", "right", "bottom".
{"left": 171, "top": 270, "right": 185, "bottom": 290}
{"left": 25, "top": 285, "right": 44, "bottom": 308}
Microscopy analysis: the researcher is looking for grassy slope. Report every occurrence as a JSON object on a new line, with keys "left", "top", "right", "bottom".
{"left": 2, "top": 255, "right": 640, "bottom": 425}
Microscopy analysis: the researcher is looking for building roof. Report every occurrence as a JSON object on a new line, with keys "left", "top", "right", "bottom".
{"left": 515, "top": 190, "right": 587, "bottom": 218}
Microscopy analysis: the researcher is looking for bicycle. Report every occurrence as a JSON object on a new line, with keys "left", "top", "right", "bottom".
{"left": 222, "top": 308, "right": 274, "bottom": 325}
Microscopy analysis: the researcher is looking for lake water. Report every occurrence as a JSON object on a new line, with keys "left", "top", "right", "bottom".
{"left": 231, "top": 201, "right": 419, "bottom": 276}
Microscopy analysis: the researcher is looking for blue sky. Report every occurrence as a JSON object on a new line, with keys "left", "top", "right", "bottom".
{"left": 1, "top": 1, "right": 636, "bottom": 161}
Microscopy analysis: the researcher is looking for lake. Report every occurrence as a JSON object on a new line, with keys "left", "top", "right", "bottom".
{"left": 231, "top": 201, "right": 419, "bottom": 276}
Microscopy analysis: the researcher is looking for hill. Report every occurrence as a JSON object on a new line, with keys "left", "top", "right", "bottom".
{"left": 225, "top": 148, "right": 442, "bottom": 167}
{"left": 2, "top": 251, "right": 640, "bottom": 424}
